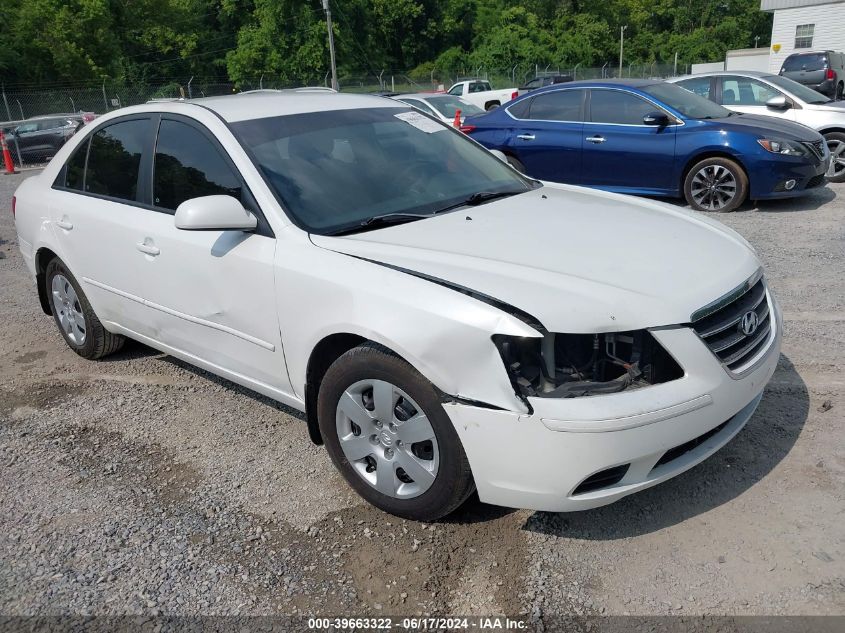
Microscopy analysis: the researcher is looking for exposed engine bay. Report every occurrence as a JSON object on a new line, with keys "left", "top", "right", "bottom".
{"left": 494, "top": 330, "right": 684, "bottom": 399}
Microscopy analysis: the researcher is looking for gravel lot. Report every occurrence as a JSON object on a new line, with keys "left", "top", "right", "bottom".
{"left": 0, "top": 169, "right": 843, "bottom": 621}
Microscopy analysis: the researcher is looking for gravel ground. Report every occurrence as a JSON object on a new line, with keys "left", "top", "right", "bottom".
{"left": 0, "top": 169, "right": 842, "bottom": 621}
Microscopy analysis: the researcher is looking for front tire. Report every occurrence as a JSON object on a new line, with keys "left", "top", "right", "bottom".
{"left": 45, "top": 258, "right": 125, "bottom": 359}
{"left": 683, "top": 157, "right": 748, "bottom": 213}
{"left": 317, "top": 344, "right": 475, "bottom": 521}
{"left": 824, "top": 131, "right": 845, "bottom": 182}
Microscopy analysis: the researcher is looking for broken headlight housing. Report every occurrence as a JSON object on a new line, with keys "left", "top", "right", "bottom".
{"left": 493, "top": 331, "right": 684, "bottom": 399}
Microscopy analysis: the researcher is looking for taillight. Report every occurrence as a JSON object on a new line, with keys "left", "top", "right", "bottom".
{"left": 459, "top": 124, "right": 476, "bottom": 134}
{"left": 511, "top": 91, "right": 518, "bottom": 100}
{"left": 11, "top": 195, "right": 16, "bottom": 217}
{"left": 826, "top": 68, "right": 836, "bottom": 80}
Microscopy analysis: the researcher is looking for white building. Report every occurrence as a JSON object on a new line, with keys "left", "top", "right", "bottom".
{"left": 763, "top": 0, "right": 845, "bottom": 72}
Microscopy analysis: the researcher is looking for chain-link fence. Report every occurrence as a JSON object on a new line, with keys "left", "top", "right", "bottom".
{"left": 0, "top": 62, "right": 693, "bottom": 168}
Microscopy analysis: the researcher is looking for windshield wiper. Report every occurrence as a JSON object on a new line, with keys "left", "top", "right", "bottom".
{"left": 429, "top": 189, "right": 526, "bottom": 215}
{"left": 329, "top": 212, "right": 429, "bottom": 236}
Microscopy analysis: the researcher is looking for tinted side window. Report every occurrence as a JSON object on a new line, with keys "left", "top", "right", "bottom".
{"left": 154, "top": 119, "right": 241, "bottom": 211}
{"left": 677, "top": 77, "right": 712, "bottom": 100}
{"left": 64, "top": 139, "right": 89, "bottom": 190}
{"left": 528, "top": 90, "right": 583, "bottom": 121}
{"left": 507, "top": 97, "right": 532, "bottom": 119}
{"left": 590, "top": 90, "right": 656, "bottom": 125}
{"left": 85, "top": 119, "right": 149, "bottom": 200}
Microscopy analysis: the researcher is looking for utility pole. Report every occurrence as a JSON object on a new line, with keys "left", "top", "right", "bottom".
{"left": 322, "top": 0, "right": 339, "bottom": 91}
{"left": 619, "top": 26, "right": 628, "bottom": 77}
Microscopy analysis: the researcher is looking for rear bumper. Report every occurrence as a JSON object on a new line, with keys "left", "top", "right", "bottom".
{"left": 445, "top": 301, "right": 782, "bottom": 513}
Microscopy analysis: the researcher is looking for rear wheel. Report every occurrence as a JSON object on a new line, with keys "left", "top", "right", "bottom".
{"left": 485, "top": 101, "right": 500, "bottom": 111}
{"left": 45, "top": 258, "right": 125, "bottom": 359}
{"left": 836, "top": 82, "right": 844, "bottom": 100}
{"left": 317, "top": 343, "right": 475, "bottom": 521}
{"left": 824, "top": 131, "right": 845, "bottom": 182}
{"left": 683, "top": 157, "right": 748, "bottom": 213}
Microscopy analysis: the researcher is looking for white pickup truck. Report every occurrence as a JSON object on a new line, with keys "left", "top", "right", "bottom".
{"left": 446, "top": 79, "right": 518, "bottom": 111}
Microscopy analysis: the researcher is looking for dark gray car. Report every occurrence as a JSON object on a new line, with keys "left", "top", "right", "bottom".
{"left": 8, "top": 115, "right": 84, "bottom": 165}
{"left": 779, "top": 51, "right": 845, "bottom": 99}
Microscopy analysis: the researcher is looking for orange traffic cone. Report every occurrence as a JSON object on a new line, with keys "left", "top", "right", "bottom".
{"left": 453, "top": 108, "right": 462, "bottom": 128}
{"left": 1, "top": 131, "right": 18, "bottom": 175}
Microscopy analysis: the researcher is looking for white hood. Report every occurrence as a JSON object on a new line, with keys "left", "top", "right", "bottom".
{"left": 311, "top": 185, "right": 760, "bottom": 333}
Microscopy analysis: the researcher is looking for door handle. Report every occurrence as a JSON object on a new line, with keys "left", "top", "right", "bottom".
{"left": 517, "top": 134, "right": 535, "bottom": 141}
{"left": 55, "top": 219, "right": 73, "bottom": 230}
{"left": 136, "top": 240, "right": 160, "bottom": 257}
{"left": 586, "top": 135, "right": 606, "bottom": 144}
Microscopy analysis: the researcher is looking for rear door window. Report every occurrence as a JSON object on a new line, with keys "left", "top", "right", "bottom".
{"left": 153, "top": 118, "right": 242, "bottom": 211}
{"left": 528, "top": 90, "right": 584, "bottom": 121}
{"left": 782, "top": 53, "right": 826, "bottom": 72}
{"left": 84, "top": 119, "right": 150, "bottom": 201}
{"left": 676, "top": 77, "right": 712, "bottom": 100}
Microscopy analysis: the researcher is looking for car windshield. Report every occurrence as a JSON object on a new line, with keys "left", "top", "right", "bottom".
{"left": 764, "top": 74, "right": 831, "bottom": 104}
{"left": 782, "top": 53, "right": 826, "bottom": 72}
{"left": 231, "top": 107, "right": 534, "bottom": 234}
{"left": 642, "top": 82, "right": 732, "bottom": 119}
{"left": 425, "top": 96, "right": 484, "bottom": 118}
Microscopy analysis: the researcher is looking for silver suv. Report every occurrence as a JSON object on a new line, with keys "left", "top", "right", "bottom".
{"left": 669, "top": 71, "right": 845, "bottom": 182}
{"left": 780, "top": 50, "right": 845, "bottom": 100}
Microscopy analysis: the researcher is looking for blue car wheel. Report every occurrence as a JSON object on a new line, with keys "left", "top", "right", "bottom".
{"left": 683, "top": 157, "right": 749, "bottom": 213}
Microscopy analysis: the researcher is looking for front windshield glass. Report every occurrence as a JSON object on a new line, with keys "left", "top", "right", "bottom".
{"left": 231, "top": 107, "right": 533, "bottom": 234}
{"left": 764, "top": 74, "right": 831, "bottom": 104}
{"left": 642, "top": 82, "right": 732, "bottom": 119}
{"left": 426, "top": 95, "right": 484, "bottom": 118}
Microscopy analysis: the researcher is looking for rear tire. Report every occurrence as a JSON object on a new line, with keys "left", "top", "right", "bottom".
{"left": 836, "top": 82, "right": 844, "bottom": 100}
{"left": 317, "top": 343, "right": 475, "bottom": 521}
{"left": 824, "top": 131, "right": 845, "bottom": 182}
{"left": 45, "top": 258, "right": 125, "bottom": 360}
{"left": 485, "top": 102, "right": 500, "bottom": 111}
{"left": 683, "top": 156, "right": 748, "bottom": 213}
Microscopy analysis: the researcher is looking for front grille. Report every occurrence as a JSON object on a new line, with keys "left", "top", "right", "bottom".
{"left": 572, "top": 464, "right": 629, "bottom": 495}
{"left": 690, "top": 272, "right": 773, "bottom": 373}
{"left": 806, "top": 173, "right": 826, "bottom": 189}
{"left": 652, "top": 419, "right": 731, "bottom": 470}
{"left": 804, "top": 140, "right": 825, "bottom": 161}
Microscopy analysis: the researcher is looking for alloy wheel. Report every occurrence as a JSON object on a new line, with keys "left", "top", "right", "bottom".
{"left": 51, "top": 274, "right": 87, "bottom": 345}
{"left": 335, "top": 379, "right": 439, "bottom": 499}
{"left": 826, "top": 139, "right": 845, "bottom": 179}
{"left": 690, "top": 164, "right": 737, "bottom": 211}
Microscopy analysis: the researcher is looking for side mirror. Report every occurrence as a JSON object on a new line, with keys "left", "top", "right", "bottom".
{"left": 765, "top": 95, "right": 790, "bottom": 109}
{"left": 488, "top": 149, "right": 509, "bottom": 163}
{"left": 643, "top": 111, "right": 670, "bottom": 126}
{"left": 174, "top": 195, "right": 257, "bottom": 231}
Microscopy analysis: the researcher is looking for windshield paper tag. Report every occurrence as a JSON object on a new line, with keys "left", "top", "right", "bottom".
{"left": 394, "top": 111, "right": 446, "bottom": 133}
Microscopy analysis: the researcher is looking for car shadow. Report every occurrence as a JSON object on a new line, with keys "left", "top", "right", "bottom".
{"left": 96, "top": 339, "right": 307, "bottom": 421}
{"left": 520, "top": 353, "right": 808, "bottom": 539}
{"left": 653, "top": 185, "right": 836, "bottom": 213}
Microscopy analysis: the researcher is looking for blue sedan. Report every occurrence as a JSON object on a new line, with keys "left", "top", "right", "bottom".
{"left": 464, "top": 79, "right": 830, "bottom": 212}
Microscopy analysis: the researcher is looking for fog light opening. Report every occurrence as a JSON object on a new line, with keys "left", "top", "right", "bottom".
{"left": 784, "top": 179, "right": 797, "bottom": 191}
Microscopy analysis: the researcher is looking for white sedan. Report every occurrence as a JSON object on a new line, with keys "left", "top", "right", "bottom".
{"left": 394, "top": 92, "right": 484, "bottom": 126}
{"left": 13, "top": 91, "right": 781, "bottom": 521}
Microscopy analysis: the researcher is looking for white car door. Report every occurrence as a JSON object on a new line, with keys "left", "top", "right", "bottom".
{"left": 48, "top": 116, "right": 160, "bottom": 336}
{"left": 130, "top": 115, "right": 291, "bottom": 394}
{"left": 717, "top": 76, "right": 798, "bottom": 122}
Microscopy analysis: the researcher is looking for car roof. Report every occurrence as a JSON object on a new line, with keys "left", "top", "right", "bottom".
{"left": 540, "top": 78, "right": 662, "bottom": 89}
{"left": 394, "top": 93, "right": 451, "bottom": 99}
{"left": 178, "top": 90, "right": 401, "bottom": 123}
{"left": 670, "top": 70, "right": 775, "bottom": 79}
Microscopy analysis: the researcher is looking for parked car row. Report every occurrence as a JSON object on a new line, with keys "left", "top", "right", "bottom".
{"left": 15, "top": 89, "right": 784, "bottom": 520}
{"left": 1, "top": 112, "right": 97, "bottom": 165}
{"left": 462, "top": 76, "right": 834, "bottom": 211}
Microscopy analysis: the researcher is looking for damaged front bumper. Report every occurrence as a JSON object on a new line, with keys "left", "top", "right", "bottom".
{"left": 444, "top": 301, "right": 782, "bottom": 513}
